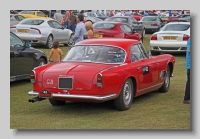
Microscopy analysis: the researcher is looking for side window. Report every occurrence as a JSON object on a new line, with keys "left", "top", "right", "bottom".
{"left": 130, "top": 44, "right": 144, "bottom": 62}
{"left": 123, "top": 25, "right": 132, "bottom": 33}
{"left": 48, "top": 21, "right": 54, "bottom": 28}
{"left": 52, "top": 21, "right": 62, "bottom": 29}
{"left": 138, "top": 43, "right": 148, "bottom": 58}
{"left": 130, "top": 17, "right": 137, "bottom": 23}
{"left": 37, "top": 12, "right": 45, "bottom": 17}
{"left": 120, "top": 25, "right": 126, "bottom": 32}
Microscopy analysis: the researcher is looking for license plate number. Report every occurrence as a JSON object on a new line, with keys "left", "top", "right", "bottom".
{"left": 144, "top": 23, "right": 150, "bottom": 26}
{"left": 39, "top": 90, "right": 52, "bottom": 98}
{"left": 94, "top": 34, "right": 102, "bottom": 38}
{"left": 163, "top": 36, "right": 177, "bottom": 40}
{"left": 17, "top": 29, "right": 29, "bottom": 33}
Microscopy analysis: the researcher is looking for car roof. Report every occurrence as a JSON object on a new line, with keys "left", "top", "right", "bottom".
{"left": 22, "top": 18, "right": 52, "bottom": 21}
{"left": 94, "top": 21, "right": 127, "bottom": 25}
{"left": 76, "top": 38, "right": 139, "bottom": 49}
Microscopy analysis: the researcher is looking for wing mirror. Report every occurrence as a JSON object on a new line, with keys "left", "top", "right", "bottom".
{"left": 25, "top": 41, "right": 31, "bottom": 48}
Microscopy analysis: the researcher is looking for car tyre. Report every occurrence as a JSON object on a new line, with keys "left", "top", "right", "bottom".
{"left": 158, "top": 65, "right": 170, "bottom": 93}
{"left": 37, "top": 58, "right": 46, "bottom": 67}
{"left": 46, "top": 35, "right": 53, "bottom": 49}
{"left": 49, "top": 98, "right": 66, "bottom": 106}
{"left": 114, "top": 78, "right": 133, "bottom": 111}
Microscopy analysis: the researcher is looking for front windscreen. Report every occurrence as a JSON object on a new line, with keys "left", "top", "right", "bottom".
{"left": 63, "top": 45, "right": 126, "bottom": 64}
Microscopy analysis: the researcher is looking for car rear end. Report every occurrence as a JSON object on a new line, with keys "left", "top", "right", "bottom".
{"left": 150, "top": 22, "right": 190, "bottom": 53}
{"left": 93, "top": 22, "right": 119, "bottom": 38}
{"left": 10, "top": 18, "right": 47, "bottom": 45}
{"left": 140, "top": 16, "right": 161, "bottom": 33}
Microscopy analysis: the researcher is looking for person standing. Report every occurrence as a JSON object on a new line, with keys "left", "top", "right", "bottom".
{"left": 85, "top": 21, "right": 94, "bottom": 39}
{"left": 53, "top": 10, "right": 63, "bottom": 24}
{"left": 124, "top": 10, "right": 131, "bottom": 16}
{"left": 49, "top": 41, "right": 63, "bottom": 62}
{"left": 183, "top": 38, "right": 190, "bottom": 104}
{"left": 109, "top": 10, "right": 114, "bottom": 17}
{"left": 69, "top": 11, "right": 77, "bottom": 32}
{"left": 72, "top": 14, "right": 87, "bottom": 44}
{"left": 144, "top": 10, "right": 149, "bottom": 16}
{"left": 64, "top": 10, "right": 71, "bottom": 29}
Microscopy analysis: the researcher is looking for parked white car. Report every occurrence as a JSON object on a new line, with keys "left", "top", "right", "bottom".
{"left": 150, "top": 22, "right": 190, "bottom": 55}
{"left": 10, "top": 18, "right": 73, "bottom": 48}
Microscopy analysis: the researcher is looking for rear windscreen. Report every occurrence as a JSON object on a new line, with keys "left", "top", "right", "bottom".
{"left": 20, "top": 19, "right": 44, "bottom": 25}
{"left": 162, "top": 24, "right": 190, "bottom": 31}
{"left": 93, "top": 23, "right": 116, "bottom": 29}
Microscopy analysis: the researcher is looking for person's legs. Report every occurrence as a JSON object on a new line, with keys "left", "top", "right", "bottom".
{"left": 183, "top": 69, "right": 190, "bottom": 103}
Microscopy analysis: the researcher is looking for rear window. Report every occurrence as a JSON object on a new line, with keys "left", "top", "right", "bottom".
{"left": 108, "top": 17, "right": 128, "bottom": 23}
{"left": 162, "top": 24, "right": 190, "bottom": 31}
{"left": 141, "top": 17, "right": 158, "bottom": 21}
{"left": 20, "top": 11, "right": 35, "bottom": 15}
{"left": 93, "top": 23, "right": 116, "bottom": 29}
{"left": 20, "top": 19, "right": 44, "bottom": 25}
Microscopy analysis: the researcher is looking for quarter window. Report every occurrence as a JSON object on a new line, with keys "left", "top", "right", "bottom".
{"left": 131, "top": 44, "right": 144, "bottom": 62}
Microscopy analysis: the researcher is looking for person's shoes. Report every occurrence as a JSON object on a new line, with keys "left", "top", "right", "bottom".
{"left": 183, "top": 100, "right": 190, "bottom": 104}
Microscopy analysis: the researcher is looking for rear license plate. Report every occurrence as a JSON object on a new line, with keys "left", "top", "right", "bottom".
{"left": 144, "top": 23, "right": 151, "bottom": 26}
{"left": 39, "top": 90, "right": 52, "bottom": 98}
{"left": 17, "top": 29, "right": 29, "bottom": 33}
{"left": 94, "top": 34, "right": 102, "bottom": 38}
{"left": 58, "top": 77, "right": 73, "bottom": 89}
{"left": 163, "top": 36, "right": 177, "bottom": 40}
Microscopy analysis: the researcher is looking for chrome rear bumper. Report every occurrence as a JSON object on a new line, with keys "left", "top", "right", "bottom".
{"left": 28, "top": 90, "right": 117, "bottom": 101}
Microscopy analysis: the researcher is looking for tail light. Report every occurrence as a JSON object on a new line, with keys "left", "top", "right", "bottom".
{"left": 153, "top": 23, "right": 158, "bottom": 26}
{"left": 151, "top": 34, "right": 157, "bottom": 40}
{"left": 30, "top": 70, "right": 36, "bottom": 83}
{"left": 183, "top": 34, "right": 190, "bottom": 41}
{"left": 30, "top": 27, "right": 41, "bottom": 34}
{"left": 10, "top": 26, "right": 16, "bottom": 28}
{"left": 97, "top": 74, "right": 103, "bottom": 88}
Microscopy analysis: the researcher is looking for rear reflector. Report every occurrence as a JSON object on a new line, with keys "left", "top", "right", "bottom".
{"left": 97, "top": 74, "right": 103, "bottom": 88}
{"left": 153, "top": 23, "right": 158, "bottom": 26}
{"left": 10, "top": 26, "right": 16, "bottom": 28}
{"left": 30, "top": 70, "right": 36, "bottom": 83}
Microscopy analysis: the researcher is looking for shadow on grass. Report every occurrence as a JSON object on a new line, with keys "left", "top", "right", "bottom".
{"left": 10, "top": 79, "right": 31, "bottom": 87}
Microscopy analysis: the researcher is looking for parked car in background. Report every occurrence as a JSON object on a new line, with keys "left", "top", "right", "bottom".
{"left": 140, "top": 16, "right": 165, "bottom": 33}
{"left": 169, "top": 14, "right": 190, "bottom": 22}
{"left": 27, "top": 38, "right": 175, "bottom": 111}
{"left": 10, "top": 32, "right": 47, "bottom": 82}
{"left": 84, "top": 15, "right": 103, "bottom": 24}
{"left": 10, "top": 14, "right": 25, "bottom": 26}
{"left": 93, "top": 21, "right": 142, "bottom": 42}
{"left": 131, "top": 12, "right": 143, "bottom": 21}
{"left": 10, "top": 18, "right": 73, "bottom": 48}
{"left": 10, "top": 10, "right": 18, "bottom": 14}
{"left": 95, "top": 12, "right": 108, "bottom": 20}
{"left": 150, "top": 22, "right": 190, "bottom": 55}
{"left": 105, "top": 16, "right": 145, "bottom": 39}
{"left": 19, "top": 10, "right": 50, "bottom": 18}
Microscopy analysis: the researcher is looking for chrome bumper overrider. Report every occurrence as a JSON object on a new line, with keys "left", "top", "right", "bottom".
{"left": 28, "top": 90, "right": 117, "bottom": 101}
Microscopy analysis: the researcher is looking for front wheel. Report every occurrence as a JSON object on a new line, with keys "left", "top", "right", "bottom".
{"left": 158, "top": 65, "right": 170, "bottom": 93}
{"left": 67, "top": 34, "right": 75, "bottom": 47}
{"left": 114, "top": 78, "right": 134, "bottom": 111}
{"left": 45, "top": 35, "right": 53, "bottom": 49}
{"left": 37, "top": 58, "right": 46, "bottom": 67}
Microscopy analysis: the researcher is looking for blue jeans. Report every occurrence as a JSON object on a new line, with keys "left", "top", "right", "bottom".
{"left": 64, "top": 21, "right": 70, "bottom": 29}
{"left": 70, "top": 25, "right": 76, "bottom": 32}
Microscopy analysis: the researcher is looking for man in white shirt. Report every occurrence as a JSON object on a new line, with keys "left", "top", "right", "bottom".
{"left": 115, "top": 10, "right": 124, "bottom": 16}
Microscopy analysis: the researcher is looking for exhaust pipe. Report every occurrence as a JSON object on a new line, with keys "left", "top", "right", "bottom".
{"left": 28, "top": 97, "right": 46, "bottom": 103}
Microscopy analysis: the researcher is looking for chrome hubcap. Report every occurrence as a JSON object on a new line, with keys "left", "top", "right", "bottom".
{"left": 123, "top": 82, "right": 132, "bottom": 106}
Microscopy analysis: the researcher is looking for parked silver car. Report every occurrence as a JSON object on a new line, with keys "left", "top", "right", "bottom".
{"left": 10, "top": 18, "right": 73, "bottom": 48}
{"left": 84, "top": 13, "right": 103, "bottom": 24}
{"left": 10, "top": 14, "right": 25, "bottom": 26}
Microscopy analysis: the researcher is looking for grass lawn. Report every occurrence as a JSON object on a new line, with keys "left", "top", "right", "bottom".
{"left": 10, "top": 34, "right": 190, "bottom": 129}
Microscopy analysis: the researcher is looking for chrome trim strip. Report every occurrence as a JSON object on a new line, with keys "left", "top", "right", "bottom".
{"left": 137, "top": 83, "right": 163, "bottom": 92}
{"left": 28, "top": 90, "right": 117, "bottom": 101}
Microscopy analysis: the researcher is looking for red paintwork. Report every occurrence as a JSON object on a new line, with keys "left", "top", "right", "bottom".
{"left": 93, "top": 22, "right": 142, "bottom": 41}
{"left": 31, "top": 38, "right": 175, "bottom": 103}
{"left": 132, "top": 15, "right": 143, "bottom": 21}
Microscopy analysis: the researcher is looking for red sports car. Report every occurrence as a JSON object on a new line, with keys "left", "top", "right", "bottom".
{"left": 93, "top": 21, "right": 142, "bottom": 42}
{"left": 28, "top": 38, "right": 175, "bottom": 111}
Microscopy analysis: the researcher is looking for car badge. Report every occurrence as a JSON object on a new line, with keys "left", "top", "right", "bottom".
{"left": 46, "top": 79, "right": 53, "bottom": 84}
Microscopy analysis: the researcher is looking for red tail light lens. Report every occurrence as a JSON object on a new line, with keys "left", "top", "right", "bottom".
{"left": 10, "top": 26, "right": 16, "bottom": 28}
{"left": 183, "top": 34, "right": 190, "bottom": 41}
{"left": 153, "top": 23, "right": 158, "bottom": 26}
{"left": 30, "top": 27, "right": 41, "bottom": 34}
{"left": 97, "top": 74, "right": 103, "bottom": 88}
{"left": 151, "top": 34, "right": 157, "bottom": 40}
{"left": 30, "top": 70, "right": 36, "bottom": 83}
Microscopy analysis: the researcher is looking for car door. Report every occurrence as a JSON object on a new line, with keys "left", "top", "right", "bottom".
{"left": 10, "top": 32, "right": 35, "bottom": 77}
{"left": 130, "top": 43, "right": 158, "bottom": 95}
{"left": 120, "top": 24, "right": 139, "bottom": 40}
{"left": 51, "top": 20, "right": 66, "bottom": 41}
{"left": 129, "top": 17, "right": 143, "bottom": 36}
